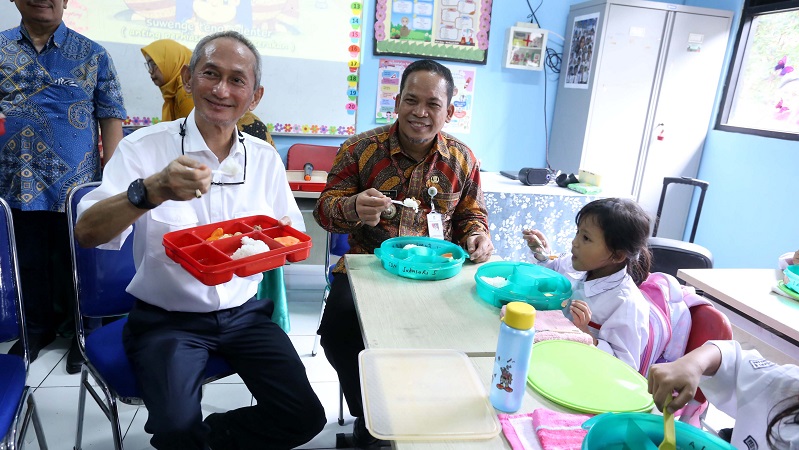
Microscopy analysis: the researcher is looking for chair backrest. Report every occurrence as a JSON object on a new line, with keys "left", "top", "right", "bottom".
{"left": 685, "top": 304, "right": 733, "bottom": 404}
{"left": 0, "top": 198, "right": 22, "bottom": 344}
{"left": 649, "top": 236, "right": 713, "bottom": 280}
{"left": 67, "top": 182, "right": 138, "bottom": 318}
{"left": 286, "top": 143, "right": 339, "bottom": 172}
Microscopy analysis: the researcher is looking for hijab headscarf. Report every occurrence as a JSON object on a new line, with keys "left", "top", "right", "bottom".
{"left": 141, "top": 39, "right": 194, "bottom": 121}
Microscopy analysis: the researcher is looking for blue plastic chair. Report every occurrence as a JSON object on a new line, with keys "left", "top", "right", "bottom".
{"left": 67, "top": 182, "right": 233, "bottom": 450}
{"left": 0, "top": 197, "right": 48, "bottom": 450}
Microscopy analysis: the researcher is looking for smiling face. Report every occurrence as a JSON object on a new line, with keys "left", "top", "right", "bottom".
{"left": 182, "top": 36, "right": 263, "bottom": 132}
{"left": 393, "top": 71, "right": 454, "bottom": 159}
{"left": 570, "top": 215, "right": 625, "bottom": 279}
{"left": 14, "top": 0, "right": 68, "bottom": 31}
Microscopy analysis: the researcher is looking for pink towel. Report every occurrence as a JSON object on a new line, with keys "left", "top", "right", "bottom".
{"left": 534, "top": 310, "right": 594, "bottom": 346}
{"left": 499, "top": 408, "right": 592, "bottom": 450}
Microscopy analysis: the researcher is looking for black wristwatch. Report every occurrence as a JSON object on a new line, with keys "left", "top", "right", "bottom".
{"left": 127, "top": 178, "right": 158, "bottom": 209}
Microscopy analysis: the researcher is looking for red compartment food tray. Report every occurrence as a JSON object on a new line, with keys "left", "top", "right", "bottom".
{"left": 162, "top": 215, "right": 312, "bottom": 286}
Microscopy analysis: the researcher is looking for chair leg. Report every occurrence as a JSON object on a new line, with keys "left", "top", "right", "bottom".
{"left": 338, "top": 384, "right": 345, "bottom": 426}
{"left": 74, "top": 368, "right": 88, "bottom": 450}
{"left": 27, "top": 394, "right": 48, "bottom": 450}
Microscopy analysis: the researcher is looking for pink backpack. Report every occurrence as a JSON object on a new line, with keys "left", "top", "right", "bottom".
{"left": 637, "top": 272, "right": 711, "bottom": 377}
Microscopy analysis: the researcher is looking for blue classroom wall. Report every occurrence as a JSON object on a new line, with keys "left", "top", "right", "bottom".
{"left": 272, "top": 0, "right": 797, "bottom": 270}
{"left": 685, "top": 0, "right": 798, "bottom": 269}
{"left": 272, "top": 1, "right": 570, "bottom": 172}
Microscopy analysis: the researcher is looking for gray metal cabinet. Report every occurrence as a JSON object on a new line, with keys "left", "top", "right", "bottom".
{"left": 549, "top": 0, "right": 732, "bottom": 239}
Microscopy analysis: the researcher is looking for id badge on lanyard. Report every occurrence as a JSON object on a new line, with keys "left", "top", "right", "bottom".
{"left": 427, "top": 212, "right": 444, "bottom": 239}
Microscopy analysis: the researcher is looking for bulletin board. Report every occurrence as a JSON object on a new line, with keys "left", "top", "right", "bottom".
{"left": 373, "top": 0, "right": 493, "bottom": 64}
{"left": 52, "top": 0, "right": 364, "bottom": 137}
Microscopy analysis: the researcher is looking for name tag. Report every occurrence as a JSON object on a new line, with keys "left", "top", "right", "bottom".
{"left": 427, "top": 212, "right": 444, "bottom": 239}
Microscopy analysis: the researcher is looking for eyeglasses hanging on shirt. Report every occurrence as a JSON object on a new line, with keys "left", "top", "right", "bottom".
{"left": 180, "top": 117, "right": 247, "bottom": 186}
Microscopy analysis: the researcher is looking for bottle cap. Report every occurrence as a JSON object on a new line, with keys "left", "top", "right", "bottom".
{"left": 504, "top": 302, "right": 536, "bottom": 330}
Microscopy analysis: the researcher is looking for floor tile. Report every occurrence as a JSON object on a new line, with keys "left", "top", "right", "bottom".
{"left": 288, "top": 300, "right": 324, "bottom": 337}
{"left": 23, "top": 385, "right": 139, "bottom": 449}
{"left": 298, "top": 381, "right": 355, "bottom": 449}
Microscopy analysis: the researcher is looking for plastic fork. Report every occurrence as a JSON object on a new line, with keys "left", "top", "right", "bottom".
{"left": 659, "top": 396, "right": 677, "bottom": 450}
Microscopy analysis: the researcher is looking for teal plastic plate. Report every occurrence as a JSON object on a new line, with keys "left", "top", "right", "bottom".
{"left": 581, "top": 412, "right": 736, "bottom": 450}
{"left": 474, "top": 261, "right": 572, "bottom": 309}
{"left": 527, "top": 340, "right": 654, "bottom": 414}
{"left": 373, "top": 237, "right": 467, "bottom": 281}
{"left": 784, "top": 265, "right": 799, "bottom": 293}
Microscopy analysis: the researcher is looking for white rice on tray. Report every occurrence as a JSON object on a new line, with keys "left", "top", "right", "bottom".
{"left": 231, "top": 236, "right": 270, "bottom": 260}
{"left": 480, "top": 276, "right": 509, "bottom": 288}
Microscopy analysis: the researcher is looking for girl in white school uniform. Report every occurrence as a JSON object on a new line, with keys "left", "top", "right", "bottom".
{"left": 649, "top": 340, "right": 799, "bottom": 449}
{"left": 524, "top": 198, "right": 651, "bottom": 371}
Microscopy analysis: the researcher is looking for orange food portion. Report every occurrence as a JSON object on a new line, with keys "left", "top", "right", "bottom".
{"left": 441, "top": 252, "right": 453, "bottom": 259}
{"left": 206, "top": 228, "right": 225, "bottom": 241}
{"left": 274, "top": 236, "right": 301, "bottom": 246}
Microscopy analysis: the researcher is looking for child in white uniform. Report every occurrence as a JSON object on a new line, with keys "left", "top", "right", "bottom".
{"left": 524, "top": 198, "right": 651, "bottom": 371}
{"left": 648, "top": 340, "right": 799, "bottom": 449}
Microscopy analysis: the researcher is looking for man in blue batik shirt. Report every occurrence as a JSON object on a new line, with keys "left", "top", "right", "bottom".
{"left": 0, "top": 0, "right": 126, "bottom": 371}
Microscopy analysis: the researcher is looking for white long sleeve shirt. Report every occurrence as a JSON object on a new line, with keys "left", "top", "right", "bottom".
{"left": 543, "top": 255, "right": 650, "bottom": 371}
{"left": 77, "top": 112, "right": 304, "bottom": 313}
{"left": 701, "top": 340, "right": 799, "bottom": 449}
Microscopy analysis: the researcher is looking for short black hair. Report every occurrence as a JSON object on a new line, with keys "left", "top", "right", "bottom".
{"left": 399, "top": 59, "right": 455, "bottom": 103}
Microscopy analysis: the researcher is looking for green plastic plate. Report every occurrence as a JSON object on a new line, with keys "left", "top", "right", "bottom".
{"left": 777, "top": 281, "right": 799, "bottom": 301}
{"left": 527, "top": 340, "right": 654, "bottom": 414}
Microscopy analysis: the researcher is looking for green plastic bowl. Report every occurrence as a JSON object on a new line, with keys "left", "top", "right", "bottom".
{"left": 373, "top": 237, "right": 467, "bottom": 281}
{"left": 784, "top": 265, "right": 799, "bottom": 293}
{"left": 581, "top": 412, "right": 736, "bottom": 450}
{"left": 474, "top": 261, "right": 571, "bottom": 309}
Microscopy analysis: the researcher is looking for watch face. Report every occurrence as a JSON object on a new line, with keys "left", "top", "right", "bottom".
{"left": 128, "top": 179, "right": 153, "bottom": 209}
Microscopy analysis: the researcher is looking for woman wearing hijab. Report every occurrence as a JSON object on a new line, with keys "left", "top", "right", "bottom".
{"left": 141, "top": 39, "right": 275, "bottom": 146}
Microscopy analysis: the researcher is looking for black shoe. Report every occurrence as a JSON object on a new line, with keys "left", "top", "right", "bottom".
{"left": 718, "top": 427, "right": 733, "bottom": 442}
{"left": 204, "top": 413, "right": 237, "bottom": 450}
{"left": 8, "top": 332, "right": 56, "bottom": 363}
{"left": 352, "top": 417, "right": 390, "bottom": 448}
{"left": 66, "top": 337, "right": 85, "bottom": 374}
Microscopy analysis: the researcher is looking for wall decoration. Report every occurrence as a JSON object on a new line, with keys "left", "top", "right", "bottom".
{"left": 564, "top": 12, "right": 598, "bottom": 89}
{"left": 373, "top": 0, "right": 493, "bottom": 64}
{"left": 375, "top": 58, "right": 476, "bottom": 133}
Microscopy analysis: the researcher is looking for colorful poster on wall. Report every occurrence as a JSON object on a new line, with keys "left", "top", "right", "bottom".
{"left": 374, "top": 0, "right": 493, "bottom": 64}
{"left": 375, "top": 58, "right": 476, "bottom": 133}
{"left": 564, "top": 12, "right": 599, "bottom": 89}
{"left": 376, "top": 59, "right": 412, "bottom": 123}
{"left": 447, "top": 64, "right": 476, "bottom": 133}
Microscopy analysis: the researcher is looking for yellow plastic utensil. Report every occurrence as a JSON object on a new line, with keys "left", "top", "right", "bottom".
{"left": 659, "top": 396, "right": 677, "bottom": 450}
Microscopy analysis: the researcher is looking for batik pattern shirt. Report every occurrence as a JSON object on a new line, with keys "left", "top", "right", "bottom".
{"left": 314, "top": 123, "right": 489, "bottom": 273}
{"left": 0, "top": 22, "right": 126, "bottom": 212}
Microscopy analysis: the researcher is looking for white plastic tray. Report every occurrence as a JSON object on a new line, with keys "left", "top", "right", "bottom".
{"left": 359, "top": 348, "right": 501, "bottom": 441}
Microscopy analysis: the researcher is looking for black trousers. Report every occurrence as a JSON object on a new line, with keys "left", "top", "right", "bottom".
{"left": 11, "top": 209, "right": 74, "bottom": 336}
{"left": 123, "top": 298, "right": 326, "bottom": 450}
{"left": 318, "top": 273, "right": 365, "bottom": 418}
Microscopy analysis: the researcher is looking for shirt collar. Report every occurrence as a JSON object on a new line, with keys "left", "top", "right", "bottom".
{"left": 388, "top": 122, "right": 451, "bottom": 160}
{"left": 17, "top": 21, "right": 67, "bottom": 51}
{"left": 183, "top": 110, "right": 245, "bottom": 158}
{"left": 583, "top": 266, "right": 629, "bottom": 297}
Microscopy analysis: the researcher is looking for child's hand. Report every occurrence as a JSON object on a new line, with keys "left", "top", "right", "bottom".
{"left": 569, "top": 300, "right": 592, "bottom": 332}
{"left": 647, "top": 358, "right": 701, "bottom": 414}
{"left": 499, "top": 305, "right": 507, "bottom": 320}
{"left": 522, "top": 229, "right": 551, "bottom": 260}
{"left": 793, "top": 249, "right": 799, "bottom": 265}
